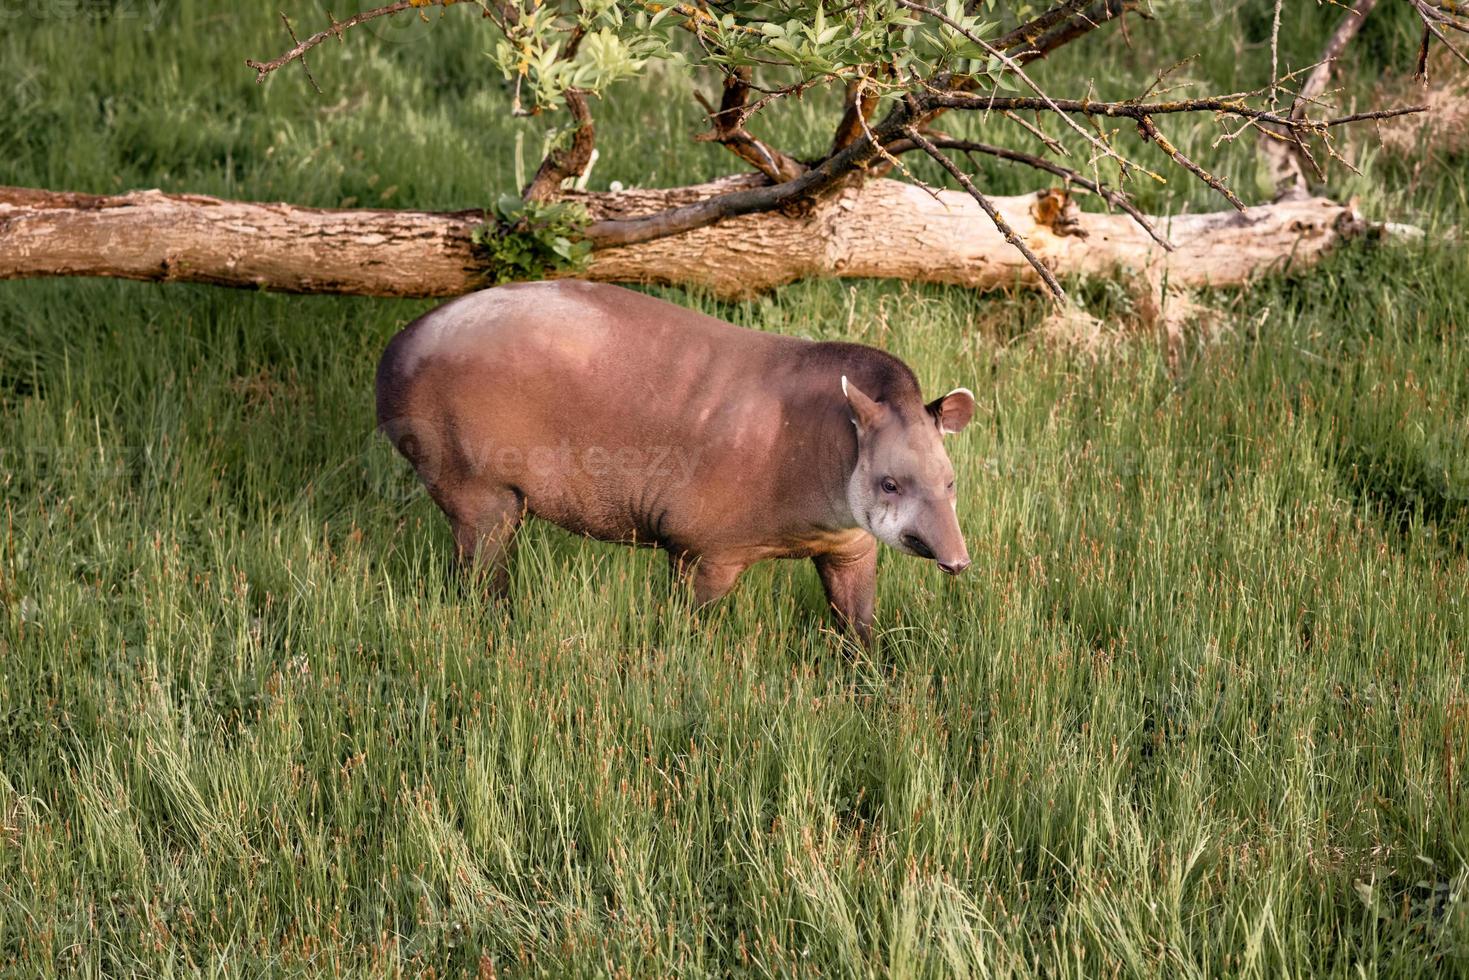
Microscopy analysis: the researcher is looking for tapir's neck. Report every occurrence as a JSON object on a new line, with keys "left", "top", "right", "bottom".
{"left": 830, "top": 408, "right": 863, "bottom": 529}
{"left": 792, "top": 389, "right": 864, "bottom": 532}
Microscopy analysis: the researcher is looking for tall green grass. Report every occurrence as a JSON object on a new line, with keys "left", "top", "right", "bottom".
{"left": 2, "top": 2, "right": 1467, "bottom": 976}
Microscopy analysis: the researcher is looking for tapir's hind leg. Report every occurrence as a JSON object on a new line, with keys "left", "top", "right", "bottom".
{"left": 692, "top": 560, "right": 747, "bottom": 606}
{"left": 442, "top": 485, "right": 524, "bottom": 598}
{"left": 668, "top": 552, "right": 747, "bottom": 606}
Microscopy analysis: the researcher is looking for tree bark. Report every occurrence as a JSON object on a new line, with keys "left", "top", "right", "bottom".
{"left": 0, "top": 179, "right": 1385, "bottom": 301}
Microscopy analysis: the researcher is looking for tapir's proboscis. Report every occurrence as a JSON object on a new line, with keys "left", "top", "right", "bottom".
{"left": 376, "top": 281, "right": 975, "bottom": 646}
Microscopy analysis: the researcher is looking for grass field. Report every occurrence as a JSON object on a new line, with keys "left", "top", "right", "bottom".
{"left": 2, "top": 2, "right": 1468, "bottom": 976}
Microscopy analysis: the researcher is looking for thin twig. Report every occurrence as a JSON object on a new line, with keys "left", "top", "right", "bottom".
{"left": 857, "top": 84, "right": 943, "bottom": 200}
{"left": 1002, "top": 111, "right": 1068, "bottom": 156}
{"left": 278, "top": 12, "right": 321, "bottom": 93}
{"left": 246, "top": 1, "right": 459, "bottom": 81}
{"left": 1139, "top": 55, "right": 1199, "bottom": 102}
{"left": 1323, "top": 106, "right": 1430, "bottom": 125}
{"left": 1136, "top": 115, "right": 1245, "bottom": 211}
{"left": 890, "top": 135, "right": 1173, "bottom": 248}
{"left": 903, "top": 126, "right": 1066, "bottom": 301}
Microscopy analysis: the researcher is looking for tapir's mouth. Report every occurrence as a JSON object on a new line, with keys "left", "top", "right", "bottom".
{"left": 900, "top": 533, "right": 935, "bottom": 560}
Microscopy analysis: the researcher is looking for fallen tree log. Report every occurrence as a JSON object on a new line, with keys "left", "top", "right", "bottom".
{"left": 0, "top": 178, "right": 1386, "bottom": 301}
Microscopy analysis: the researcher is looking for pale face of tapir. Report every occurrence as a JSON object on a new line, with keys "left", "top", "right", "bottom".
{"left": 842, "top": 376, "right": 976, "bottom": 574}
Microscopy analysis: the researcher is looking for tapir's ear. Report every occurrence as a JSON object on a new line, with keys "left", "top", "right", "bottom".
{"left": 926, "top": 387, "right": 976, "bottom": 435}
{"left": 841, "top": 376, "right": 885, "bottom": 432}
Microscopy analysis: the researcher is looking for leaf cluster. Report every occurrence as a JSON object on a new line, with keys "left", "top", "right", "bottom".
{"left": 707, "top": 0, "right": 1006, "bottom": 83}
{"left": 488, "top": 0, "right": 684, "bottom": 112}
{"left": 486, "top": 0, "right": 1018, "bottom": 114}
{"left": 471, "top": 193, "right": 594, "bottom": 281}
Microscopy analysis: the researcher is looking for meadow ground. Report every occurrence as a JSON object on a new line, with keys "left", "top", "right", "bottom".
{"left": 2, "top": 2, "right": 1468, "bottom": 976}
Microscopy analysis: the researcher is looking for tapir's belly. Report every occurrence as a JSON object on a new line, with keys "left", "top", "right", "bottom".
{"left": 505, "top": 442, "right": 858, "bottom": 564}
{"left": 510, "top": 445, "right": 699, "bottom": 550}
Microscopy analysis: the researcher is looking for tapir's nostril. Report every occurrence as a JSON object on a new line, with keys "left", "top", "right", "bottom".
{"left": 938, "top": 557, "right": 971, "bottom": 575}
{"left": 900, "top": 533, "right": 935, "bottom": 559}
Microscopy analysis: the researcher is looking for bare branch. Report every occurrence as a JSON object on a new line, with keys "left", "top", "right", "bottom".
{"left": 1416, "top": 0, "right": 1469, "bottom": 33}
{"left": 901, "top": 127, "right": 1067, "bottom": 301}
{"left": 588, "top": 97, "right": 923, "bottom": 247}
{"left": 1008, "top": 0, "right": 1142, "bottom": 64}
{"left": 896, "top": 0, "right": 1151, "bottom": 184}
{"left": 694, "top": 69, "right": 806, "bottom": 183}
{"left": 991, "top": 0, "right": 1092, "bottom": 53}
{"left": 926, "top": 93, "right": 1427, "bottom": 129}
{"left": 246, "top": 0, "right": 463, "bottom": 82}
{"left": 1409, "top": 0, "right": 1469, "bottom": 67}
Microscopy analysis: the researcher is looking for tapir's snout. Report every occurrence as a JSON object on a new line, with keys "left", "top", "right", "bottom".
{"left": 901, "top": 528, "right": 969, "bottom": 574}
{"left": 924, "top": 504, "right": 969, "bottom": 575}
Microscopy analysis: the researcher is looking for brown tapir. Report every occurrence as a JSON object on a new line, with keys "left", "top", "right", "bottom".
{"left": 375, "top": 280, "right": 974, "bottom": 646}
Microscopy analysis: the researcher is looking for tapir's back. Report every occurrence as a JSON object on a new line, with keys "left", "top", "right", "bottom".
{"left": 378, "top": 280, "right": 793, "bottom": 434}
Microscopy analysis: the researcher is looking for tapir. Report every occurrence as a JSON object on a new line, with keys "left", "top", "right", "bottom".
{"left": 375, "top": 280, "right": 975, "bottom": 646}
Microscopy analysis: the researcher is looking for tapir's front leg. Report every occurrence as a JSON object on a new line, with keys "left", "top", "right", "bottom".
{"left": 814, "top": 540, "right": 877, "bottom": 648}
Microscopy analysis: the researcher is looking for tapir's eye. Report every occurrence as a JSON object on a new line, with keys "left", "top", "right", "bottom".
{"left": 880, "top": 477, "right": 900, "bottom": 495}
{"left": 946, "top": 480, "right": 955, "bottom": 492}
